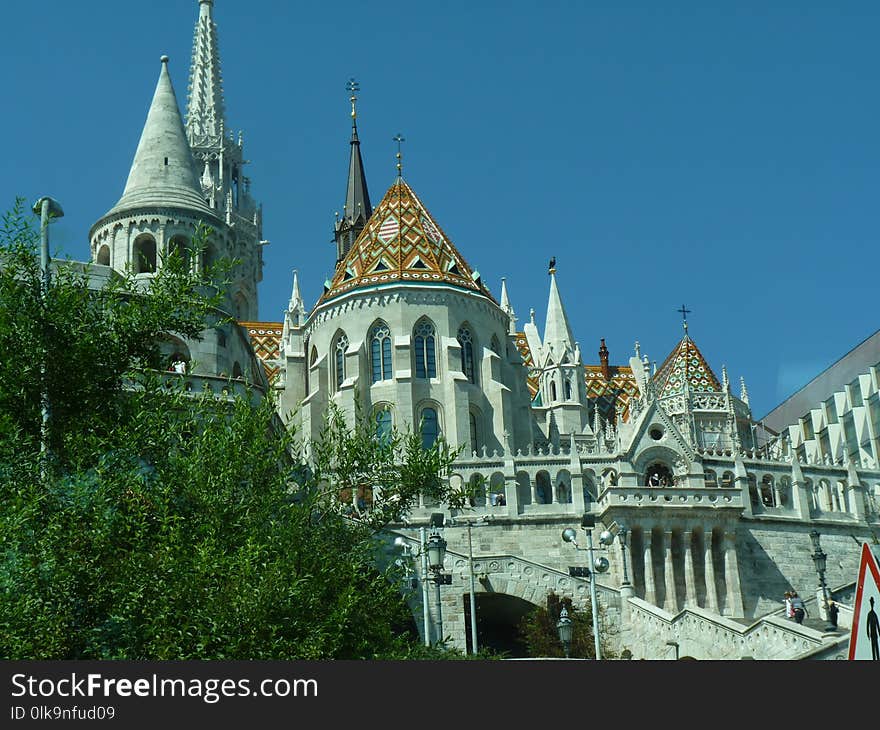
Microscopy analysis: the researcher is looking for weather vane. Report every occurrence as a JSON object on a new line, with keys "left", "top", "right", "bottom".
{"left": 346, "top": 78, "right": 359, "bottom": 121}
{"left": 677, "top": 304, "right": 692, "bottom": 333}
{"left": 393, "top": 133, "right": 405, "bottom": 178}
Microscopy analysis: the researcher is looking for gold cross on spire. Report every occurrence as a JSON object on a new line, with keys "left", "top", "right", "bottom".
{"left": 393, "top": 133, "right": 405, "bottom": 178}
{"left": 346, "top": 78, "right": 360, "bottom": 121}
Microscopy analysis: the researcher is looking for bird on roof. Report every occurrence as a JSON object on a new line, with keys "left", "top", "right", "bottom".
{"left": 548, "top": 256, "right": 556, "bottom": 273}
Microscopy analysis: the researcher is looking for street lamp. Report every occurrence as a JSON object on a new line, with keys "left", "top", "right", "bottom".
{"left": 809, "top": 530, "right": 832, "bottom": 628}
{"left": 425, "top": 528, "right": 448, "bottom": 645}
{"left": 394, "top": 535, "right": 431, "bottom": 647}
{"left": 556, "top": 605, "right": 573, "bottom": 658}
{"left": 31, "top": 196, "right": 63, "bottom": 476}
{"left": 561, "top": 514, "right": 613, "bottom": 659}
{"left": 617, "top": 525, "right": 631, "bottom": 586}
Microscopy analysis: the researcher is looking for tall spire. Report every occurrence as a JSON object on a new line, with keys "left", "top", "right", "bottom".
{"left": 500, "top": 277, "right": 517, "bottom": 334}
{"left": 543, "top": 268, "right": 577, "bottom": 363}
{"left": 334, "top": 78, "right": 372, "bottom": 262}
{"left": 186, "top": 0, "right": 226, "bottom": 143}
{"left": 287, "top": 269, "right": 307, "bottom": 327}
{"left": 107, "top": 56, "right": 212, "bottom": 216}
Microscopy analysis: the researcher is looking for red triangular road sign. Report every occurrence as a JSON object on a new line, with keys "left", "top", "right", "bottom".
{"left": 848, "top": 542, "right": 880, "bottom": 660}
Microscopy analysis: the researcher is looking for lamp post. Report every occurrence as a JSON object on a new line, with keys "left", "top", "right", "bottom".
{"left": 31, "top": 196, "right": 63, "bottom": 476}
{"left": 447, "top": 515, "right": 490, "bottom": 655}
{"left": 617, "top": 525, "right": 630, "bottom": 585}
{"left": 556, "top": 605, "right": 573, "bottom": 658}
{"left": 425, "top": 529, "right": 448, "bottom": 645}
{"left": 394, "top": 533, "right": 431, "bottom": 646}
{"left": 809, "top": 530, "right": 832, "bottom": 627}
{"left": 562, "top": 514, "right": 612, "bottom": 659}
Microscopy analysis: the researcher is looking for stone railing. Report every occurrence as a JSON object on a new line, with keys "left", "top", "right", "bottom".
{"left": 622, "top": 591, "right": 846, "bottom": 660}
{"left": 598, "top": 485, "right": 743, "bottom": 510}
{"left": 150, "top": 371, "right": 266, "bottom": 403}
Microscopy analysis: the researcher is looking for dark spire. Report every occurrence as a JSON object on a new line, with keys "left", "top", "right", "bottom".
{"left": 334, "top": 78, "right": 372, "bottom": 263}
{"left": 599, "top": 338, "right": 610, "bottom": 380}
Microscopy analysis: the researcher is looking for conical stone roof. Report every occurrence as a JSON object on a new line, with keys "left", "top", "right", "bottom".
{"left": 106, "top": 57, "right": 214, "bottom": 218}
{"left": 320, "top": 178, "right": 492, "bottom": 304}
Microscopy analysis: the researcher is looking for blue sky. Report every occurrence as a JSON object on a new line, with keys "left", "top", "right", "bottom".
{"left": 3, "top": 1, "right": 877, "bottom": 419}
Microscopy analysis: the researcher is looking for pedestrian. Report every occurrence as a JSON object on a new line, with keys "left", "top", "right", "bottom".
{"left": 784, "top": 591, "right": 794, "bottom": 619}
{"left": 828, "top": 600, "right": 839, "bottom": 628}
{"left": 790, "top": 592, "right": 807, "bottom": 624}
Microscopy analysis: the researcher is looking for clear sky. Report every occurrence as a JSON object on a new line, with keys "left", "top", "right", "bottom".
{"left": 3, "top": 0, "right": 877, "bottom": 419}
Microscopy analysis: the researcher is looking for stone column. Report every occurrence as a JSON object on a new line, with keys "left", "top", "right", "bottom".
{"left": 642, "top": 527, "right": 656, "bottom": 605}
{"left": 703, "top": 529, "right": 719, "bottom": 612}
{"left": 683, "top": 529, "right": 698, "bottom": 607}
{"left": 663, "top": 529, "right": 677, "bottom": 613}
{"left": 722, "top": 529, "right": 744, "bottom": 617}
{"left": 530, "top": 474, "right": 538, "bottom": 505}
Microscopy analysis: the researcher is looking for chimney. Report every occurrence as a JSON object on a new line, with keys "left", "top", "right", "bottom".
{"left": 599, "top": 338, "right": 610, "bottom": 380}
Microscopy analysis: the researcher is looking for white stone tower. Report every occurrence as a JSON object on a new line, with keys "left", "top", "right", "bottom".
{"left": 185, "top": 0, "right": 264, "bottom": 320}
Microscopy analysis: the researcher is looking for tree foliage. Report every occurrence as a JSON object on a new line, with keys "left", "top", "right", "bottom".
{"left": 518, "top": 591, "right": 617, "bottom": 659}
{"left": 0, "top": 201, "right": 460, "bottom": 659}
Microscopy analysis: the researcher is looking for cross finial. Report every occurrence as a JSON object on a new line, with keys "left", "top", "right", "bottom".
{"left": 346, "top": 78, "right": 360, "bottom": 122}
{"left": 677, "top": 304, "right": 691, "bottom": 333}
{"left": 393, "top": 133, "right": 405, "bottom": 178}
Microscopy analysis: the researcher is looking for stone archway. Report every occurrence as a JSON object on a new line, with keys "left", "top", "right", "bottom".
{"left": 464, "top": 593, "right": 535, "bottom": 657}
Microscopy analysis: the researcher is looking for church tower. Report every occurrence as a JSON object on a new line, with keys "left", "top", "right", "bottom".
{"left": 185, "top": 0, "right": 264, "bottom": 320}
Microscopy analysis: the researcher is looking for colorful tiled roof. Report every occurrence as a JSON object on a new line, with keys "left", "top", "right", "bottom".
{"left": 515, "top": 333, "right": 640, "bottom": 422}
{"left": 241, "top": 321, "right": 283, "bottom": 385}
{"left": 653, "top": 334, "right": 722, "bottom": 398}
{"left": 319, "top": 179, "right": 493, "bottom": 304}
{"left": 585, "top": 365, "right": 640, "bottom": 422}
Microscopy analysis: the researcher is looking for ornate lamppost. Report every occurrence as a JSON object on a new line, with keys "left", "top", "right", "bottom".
{"left": 556, "top": 605, "right": 573, "bottom": 658}
{"left": 809, "top": 530, "right": 833, "bottom": 628}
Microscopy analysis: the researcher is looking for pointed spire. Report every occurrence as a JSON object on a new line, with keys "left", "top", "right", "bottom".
{"left": 500, "top": 277, "right": 517, "bottom": 334}
{"left": 287, "top": 269, "right": 307, "bottom": 326}
{"left": 543, "top": 269, "right": 576, "bottom": 363}
{"left": 722, "top": 364, "right": 729, "bottom": 391}
{"left": 740, "top": 376, "right": 750, "bottom": 405}
{"left": 334, "top": 78, "right": 372, "bottom": 261}
{"left": 107, "top": 56, "right": 212, "bottom": 217}
{"left": 186, "top": 0, "right": 226, "bottom": 143}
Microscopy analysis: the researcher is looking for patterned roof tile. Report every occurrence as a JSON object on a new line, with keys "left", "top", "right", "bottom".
{"left": 653, "top": 334, "right": 722, "bottom": 398}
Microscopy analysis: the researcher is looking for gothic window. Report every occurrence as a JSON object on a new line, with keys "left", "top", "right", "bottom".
{"left": 469, "top": 411, "right": 481, "bottom": 454}
{"left": 333, "top": 332, "right": 349, "bottom": 390}
{"left": 760, "top": 475, "right": 775, "bottom": 507}
{"left": 779, "top": 476, "right": 791, "bottom": 507}
{"left": 370, "top": 323, "right": 392, "bottom": 383}
{"left": 550, "top": 381, "right": 557, "bottom": 401}
{"left": 564, "top": 377, "right": 572, "bottom": 400}
{"left": 232, "top": 361, "right": 243, "bottom": 379}
{"left": 457, "top": 325, "right": 476, "bottom": 384}
{"left": 414, "top": 320, "right": 437, "bottom": 379}
{"left": 375, "top": 406, "right": 393, "bottom": 445}
{"left": 420, "top": 407, "right": 440, "bottom": 449}
{"left": 490, "top": 335, "right": 501, "bottom": 355}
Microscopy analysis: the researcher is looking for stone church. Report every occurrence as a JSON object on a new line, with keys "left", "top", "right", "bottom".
{"left": 86, "top": 1, "right": 880, "bottom": 659}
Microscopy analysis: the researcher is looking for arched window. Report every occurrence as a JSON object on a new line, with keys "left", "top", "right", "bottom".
{"left": 490, "top": 335, "right": 501, "bottom": 355}
{"left": 232, "top": 361, "right": 243, "bottom": 379}
{"left": 375, "top": 406, "right": 393, "bottom": 445}
{"left": 96, "top": 244, "right": 110, "bottom": 266}
{"left": 645, "top": 463, "right": 674, "bottom": 487}
{"left": 371, "top": 323, "right": 392, "bottom": 383}
{"left": 704, "top": 469, "right": 717, "bottom": 488}
{"left": 167, "top": 236, "right": 191, "bottom": 268}
{"left": 420, "top": 407, "right": 440, "bottom": 449}
{"left": 760, "top": 475, "right": 775, "bottom": 507}
{"left": 469, "top": 411, "right": 481, "bottom": 454}
{"left": 310, "top": 346, "right": 318, "bottom": 366}
{"left": 564, "top": 377, "right": 572, "bottom": 400}
{"left": 550, "top": 381, "right": 557, "bottom": 401}
{"left": 133, "top": 234, "right": 157, "bottom": 273}
{"left": 413, "top": 320, "right": 436, "bottom": 379}
{"left": 536, "top": 471, "right": 552, "bottom": 504}
{"left": 457, "top": 325, "right": 476, "bottom": 384}
{"left": 720, "top": 471, "right": 734, "bottom": 489}
{"left": 333, "top": 332, "right": 349, "bottom": 390}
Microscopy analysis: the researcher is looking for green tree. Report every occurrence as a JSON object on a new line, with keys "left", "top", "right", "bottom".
{"left": 0, "top": 201, "right": 460, "bottom": 659}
